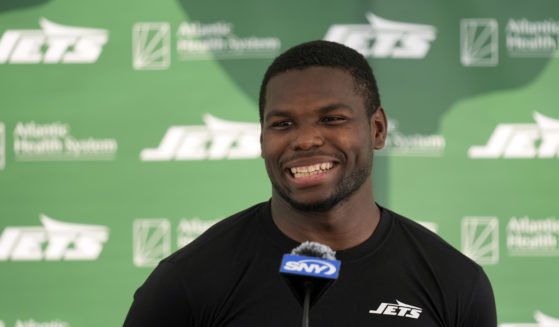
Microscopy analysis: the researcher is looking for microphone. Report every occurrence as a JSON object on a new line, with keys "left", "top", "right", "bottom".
{"left": 279, "top": 241, "right": 341, "bottom": 327}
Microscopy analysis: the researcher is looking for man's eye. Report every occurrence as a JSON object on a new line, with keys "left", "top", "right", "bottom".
{"left": 321, "top": 116, "right": 346, "bottom": 124}
{"left": 271, "top": 120, "right": 293, "bottom": 128}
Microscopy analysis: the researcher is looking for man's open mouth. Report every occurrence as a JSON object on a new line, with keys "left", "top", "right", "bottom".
{"left": 289, "top": 162, "right": 334, "bottom": 178}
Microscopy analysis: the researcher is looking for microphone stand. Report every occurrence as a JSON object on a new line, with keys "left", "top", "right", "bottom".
{"left": 302, "top": 281, "right": 312, "bottom": 327}
{"left": 279, "top": 242, "right": 340, "bottom": 327}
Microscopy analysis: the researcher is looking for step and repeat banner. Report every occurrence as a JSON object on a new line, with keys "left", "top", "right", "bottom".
{"left": 1, "top": 0, "right": 558, "bottom": 326}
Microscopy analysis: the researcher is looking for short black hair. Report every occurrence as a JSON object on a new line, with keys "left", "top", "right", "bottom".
{"left": 258, "top": 40, "right": 381, "bottom": 122}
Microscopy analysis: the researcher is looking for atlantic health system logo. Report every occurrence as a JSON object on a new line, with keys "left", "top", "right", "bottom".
{"left": 379, "top": 118, "right": 446, "bottom": 157}
{"left": 8, "top": 318, "right": 70, "bottom": 327}
{"left": 507, "top": 215, "right": 559, "bottom": 257}
{"left": 133, "top": 217, "right": 219, "bottom": 267}
{"left": 0, "top": 18, "right": 108, "bottom": 64}
{"left": 460, "top": 19, "right": 499, "bottom": 67}
{"left": 131, "top": 19, "right": 282, "bottom": 69}
{"left": 324, "top": 12, "right": 437, "bottom": 59}
{"left": 13, "top": 121, "right": 118, "bottom": 161}
{"left": 461, "top": 216, "right": 499, "bottom": 265}
{"left": 132, "top": 22, "right": 171, "bottom": 70}
{"left": 462, "top": 214, "right": 559, "bottom": 265}
{"left": 506, "top": 18, "right": 559, "bottom": 58}
{"left": 460, "top": 17, "right": 559, "bottom": 66}
{"left": 176, "top": 20, "right": 281, "bottom": 61}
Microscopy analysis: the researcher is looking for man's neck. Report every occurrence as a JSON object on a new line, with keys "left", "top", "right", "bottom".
{"left": 270, "top": 187, "right": 381, "bottom": 251}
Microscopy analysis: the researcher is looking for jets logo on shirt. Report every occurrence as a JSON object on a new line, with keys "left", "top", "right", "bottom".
{"left": 369, "top": 300, "right": 422, "bottom": 319}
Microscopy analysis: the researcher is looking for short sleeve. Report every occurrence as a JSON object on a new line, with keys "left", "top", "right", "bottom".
{"left": 123, "top": 261, "right": 190, "bottom": 326}
{"left": 460, "top": 268, "right": 497, "bottom": 327}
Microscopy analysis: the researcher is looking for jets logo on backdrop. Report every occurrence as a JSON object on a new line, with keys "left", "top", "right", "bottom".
{"left": 0, "top": 214, "right": 109, "bottom": 261}
{"left": 140, "top": 114, "right": 260, "bottom": 161}
{"left": 369, "top": 300, "right": 423, "bottom": 319}
{"left": 0, "top": 18, "right": 108, "bottom": 64}
{"left": 324, "top": 12, "right": 436, "bottom": 58}
{"left": 132, "top": 22, "right": 171, "bottom": 70}
{"left": 500, "top": 311, "right": 559, "bottom": 327}
{"left": 460, "top": 19, "right": 499, "bottom": 66}
{"left": 469, "top": 112, "right": 559, "bottom": 159}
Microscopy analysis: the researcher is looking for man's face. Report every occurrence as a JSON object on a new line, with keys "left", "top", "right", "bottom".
{"left": 260, "top": 66, "right": 386, "bottom": 212}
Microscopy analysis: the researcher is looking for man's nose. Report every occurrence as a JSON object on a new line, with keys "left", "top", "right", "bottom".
{"left": 292, "top": 125, "right": 324, "bottom": 150}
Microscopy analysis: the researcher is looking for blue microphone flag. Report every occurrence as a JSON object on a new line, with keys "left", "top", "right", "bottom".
{"left": 280, "top": 254, "right": 340, "bottom": 279}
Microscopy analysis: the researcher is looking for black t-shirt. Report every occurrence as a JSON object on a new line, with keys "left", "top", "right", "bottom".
{"left": 124, "top": 202, "right": 497, "bottom": 326}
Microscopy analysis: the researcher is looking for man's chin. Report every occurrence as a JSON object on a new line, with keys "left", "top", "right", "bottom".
{"left": 280, "top": 193, "right": 343, "bottom": 213}
{"left": 290, "top": 200, "right": 340, "bottom": 213}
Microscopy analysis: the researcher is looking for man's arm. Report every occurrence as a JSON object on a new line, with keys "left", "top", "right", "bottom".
{"left": 461, "top": 269, "right": 497, "bottom": 327}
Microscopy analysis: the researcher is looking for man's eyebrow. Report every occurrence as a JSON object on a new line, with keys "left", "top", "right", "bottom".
{"left": 264, "top": 109, "right": 291, "bottom": 121}
{"left": 318, "top": 103, "right": 352, "bottom": 114}
{"left": 264, "top": 103, "right": 353, "bottom": 121}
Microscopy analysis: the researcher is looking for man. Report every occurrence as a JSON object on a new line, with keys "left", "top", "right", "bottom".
{"left": 124, "top": 40, "right": 497, "bottom": 326}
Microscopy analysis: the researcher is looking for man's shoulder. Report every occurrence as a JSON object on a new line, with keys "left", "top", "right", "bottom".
{"left": 384, "top": 208, "right": 484, "bottom": 276}
{"left": 164, "top": 201, "right": 270, "bottom": 265}
{"left": 381, "top": 208, "right": 496, "bottom": 325}
{"left": 385, "top": 208, "right": 448, "bottom": 244}
{"left": 129, "top": 201, "right": 274, "bottom": 312}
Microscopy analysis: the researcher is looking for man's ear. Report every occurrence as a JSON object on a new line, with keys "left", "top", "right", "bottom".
{"left": 371, "top": 107, "right": 388, "bottom": 150}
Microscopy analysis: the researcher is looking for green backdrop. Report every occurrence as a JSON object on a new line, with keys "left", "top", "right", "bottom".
{"left": 1, "top": 0, "right": 558, "bottom": 325}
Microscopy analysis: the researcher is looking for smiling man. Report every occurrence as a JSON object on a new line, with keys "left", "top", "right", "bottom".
{"left": 260, "top": 63, "right": 386, "bottom": 251}
{"left": 124, "top": 41, "right": 497, "bottom": 326}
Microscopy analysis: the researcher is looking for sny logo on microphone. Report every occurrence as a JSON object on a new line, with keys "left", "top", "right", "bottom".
{"left": 280, "top": 254, "right": 340, "bottom": 279}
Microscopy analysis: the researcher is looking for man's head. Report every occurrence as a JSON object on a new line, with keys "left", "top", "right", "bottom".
{"left": 259, "top": 40, "right": 381, "bottom": 122}
{"left": 259, "top": 41, "right": 387, "bottom": 213}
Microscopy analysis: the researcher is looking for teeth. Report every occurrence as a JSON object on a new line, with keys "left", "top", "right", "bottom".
{"left": 290, "top": 162, "right": 333, "bottom": 178}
